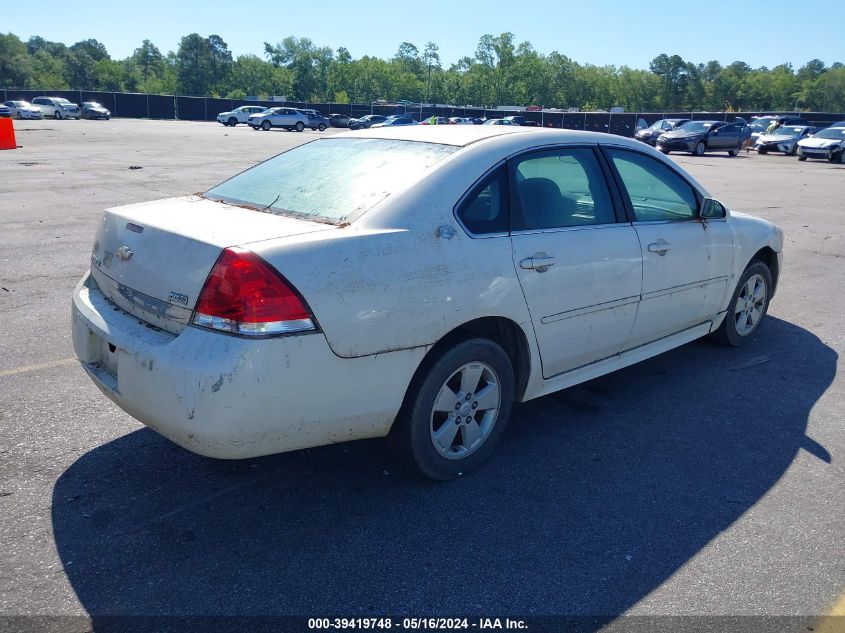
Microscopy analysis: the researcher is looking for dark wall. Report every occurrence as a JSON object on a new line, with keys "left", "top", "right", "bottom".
{"left": 2, "top": 88, "right": 843, "bottom": 134}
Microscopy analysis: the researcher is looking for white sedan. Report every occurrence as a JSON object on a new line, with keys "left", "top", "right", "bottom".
{"left": 72, "top": 127, "right": 783, "bottom": 479}
{"left": 3, "top": 100, "right": 44, "bottom": 119}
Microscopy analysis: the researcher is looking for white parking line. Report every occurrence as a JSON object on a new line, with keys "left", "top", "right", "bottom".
{"left": 0, "top": 357, "right": 76, "bottom": 379}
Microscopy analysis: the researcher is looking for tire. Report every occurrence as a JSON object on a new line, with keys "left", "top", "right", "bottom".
{"left": 261, "top": 120, "right": 271, "bottom": 131}
{"left": 757, "top": 147, "right": 767, "bottom": 154}
{"left": 710, "top": 261, "right": 772, "bottom": 347}
{"left": 798, "top": 155, "right": 807, "bottom": 161}
{"left": 54, "top": 111, "right": 62, "bottom": 120}
{"left": 790, "top": 144, "right": 799, "bottom": 156}
{"left": 693, "top": 141, "right": 706, "bottom": 156}
{"left": 227, "top": 117, "right": 237, "bottom": 127}
{"left": 728, "top": 146, "right": 740, "bottom": 157}
{"left": 318, "top": 123, "right": 327, "bottom": 131}
{"left": 250, "top": 125, "right": 259, "bottom": 130}
{"left": 659, "top": 148, "right": 670, "bottom": 154}
{"left": 389, "top": 338, "right": 515, "bottom": 480}
{"left": 295, "top": 121, "right": 304, "bottom": 132}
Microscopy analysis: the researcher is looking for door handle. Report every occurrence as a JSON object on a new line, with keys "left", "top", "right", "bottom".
{"left": 519, "top": 255, "right": 556, "bottom": 272}
{"left": 647, "top": 240, "right": 671, "bottom": 256}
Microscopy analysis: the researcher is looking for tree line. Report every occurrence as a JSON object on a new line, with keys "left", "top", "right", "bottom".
{"left": 1, "top": 31, "right": 844, "bottom": 112}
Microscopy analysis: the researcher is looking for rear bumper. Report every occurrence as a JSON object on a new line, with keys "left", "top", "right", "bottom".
{"left": 72, "top": 272, "right": 423, "bottom": 459}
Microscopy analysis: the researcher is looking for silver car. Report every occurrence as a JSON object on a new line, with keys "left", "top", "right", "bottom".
{"left": 3, "top": 100, "right": 44, "bottom": 120}
{"left": 30, "top": 96, "right": 81, "bottom": 119}
{"left": 755, "top": 125, "right": 815, "bottom": 155}
{"left": 247, "top": 107, "right": 309, "bottom": 132}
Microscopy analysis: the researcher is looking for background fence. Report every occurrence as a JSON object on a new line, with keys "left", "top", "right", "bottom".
{"left": 4, "top": 88, "right": 844, "bottom": 137}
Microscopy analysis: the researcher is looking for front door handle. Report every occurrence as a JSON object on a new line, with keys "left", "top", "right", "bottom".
{"left": 647, "top": 240, "right": 671, "bottom": 256}
{"left": 519, "top": 255, "right": 556, "bottom": 272}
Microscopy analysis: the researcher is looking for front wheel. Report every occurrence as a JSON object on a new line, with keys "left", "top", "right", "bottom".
{"left": 798, "top": 154, "right": 807, "bottom": 161}
{"left": 261, "top": 120, "right": 271, "bottom": 131}
{"left": 757, "top": 147, "right": 767, "bottom": 154}
{"left": 693, "top": 141, "right": 706, "bottom": 156}
{"left": 295, "top": 121, "right": 305, "bottom": 132}
{"left": 227, "top": 117, "right": 237, "bottom": 127}
{"left": 659, "top": 148, "right": 670, "bottom": 154}
{"left": 389, "top": 338, "right": 515, "bottom": 480}
{"left": 54, "top": 111, "right": 62, "bottom": 120}
{"left": 728, "top": 147, "right": 740, "bottom": 157}
{"left": 710, "top": 261, "right": 772, "bottom": 346}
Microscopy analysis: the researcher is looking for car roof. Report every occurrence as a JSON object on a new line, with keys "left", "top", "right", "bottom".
{"left": 335, "top": 125, "right": 654, "bottom": 148}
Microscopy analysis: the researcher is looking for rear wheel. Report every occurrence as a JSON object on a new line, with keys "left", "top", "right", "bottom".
{"left": 261, "top": 120, "right": 271, "bottom": 131}
{"left": 389, "top": 338, "right": 515, "bottom": 480}
{"left": 694, "top": 141, "right": 706, "bottom": 156}
{"left": 295, "top": 121, "right": 305, "bottom": 132}
{"left": 227, "top": 117, "right": 237, "bottom": 127}
{"left": 318, "top": 123, "right": 327, "bottom": 131}
{"left": 710, "top": 261, "right": 772, "bottom": 347}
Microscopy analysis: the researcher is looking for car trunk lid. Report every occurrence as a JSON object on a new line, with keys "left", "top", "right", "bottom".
{"left": 89, "top": 195, "right": 333, "bottom": 334}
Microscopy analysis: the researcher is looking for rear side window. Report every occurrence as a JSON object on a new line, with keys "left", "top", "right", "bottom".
{"left": 456, "top": 165, "right": 508, "bottom": 235}
{"left": 511, "top": 148, "right": 616, "bottom": 231}
{"left": 605, "top": 149, "right": 698, "bottom": 222}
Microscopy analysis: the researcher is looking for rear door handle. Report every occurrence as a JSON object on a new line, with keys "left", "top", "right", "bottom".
{"left": 647, "top": 240, "right": 671, "bottom": 256}
{"left": 519, "top": 255, "right": 556, "bottom": 272}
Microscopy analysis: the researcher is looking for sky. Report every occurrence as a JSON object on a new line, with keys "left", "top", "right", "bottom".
{"left": 5, "top": 0, "right": 844, "bottom": 70}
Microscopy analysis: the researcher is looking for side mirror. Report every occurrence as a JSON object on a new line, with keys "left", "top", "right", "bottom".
{"left": 700, "top": 198, "right": 727, "bottom": 219}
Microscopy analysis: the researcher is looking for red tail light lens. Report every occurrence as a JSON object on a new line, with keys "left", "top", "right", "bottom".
{"left": 192, "top": 247, "right": 316, "bottom": 337}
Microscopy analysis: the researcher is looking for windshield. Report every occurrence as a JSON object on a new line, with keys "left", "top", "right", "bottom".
{"left": 205, "top": 138, "right": 458, "bottom": 223}
{"left": 677, "top": 121, "right": 717, "bottom": 133}
{"left": 57, "top": 99, "right": 72, "bottom": 104}
{"left": 770, "top": 127, "right": 804, "bottom": 137}
{"left": 750, "top": 117, "right": 775, "bottom": 131}
{"left": 813, "top": 127, "right": 845, "bottom": 140}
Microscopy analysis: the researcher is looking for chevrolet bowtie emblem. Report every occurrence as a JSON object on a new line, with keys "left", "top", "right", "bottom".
{"left": 116, "top": 245, "right": 134, "bottom": 262}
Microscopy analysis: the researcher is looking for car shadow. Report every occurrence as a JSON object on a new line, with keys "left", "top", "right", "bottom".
{"left": 51, "top": 317, "right": 835, "bottom": 630}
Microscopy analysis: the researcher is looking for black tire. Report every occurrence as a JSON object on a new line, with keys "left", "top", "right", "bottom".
{"left": 318, "top": 123, "right": 327, "bottom": 131}
{"left": 250, "top": 125, "right": 259, "bottom": 130}
{"left": 261, "top": 120, "right": 271, "bottom": 131}
{"left": 389, "top": 338, "right": 515, "bottom": 480}
{"left": 728, "top": 146, "right": 740, "bottom": 157}
{"left": 227, "top": 117, "right": 237, "bottom": 127}
{"left": 757, "top": 147, "right": 767, "bottom": 154}
{"left": 660, "top": 148, "right": 670, "bottom": 154}
{"left": 790, "top": 144, "right": 799, "bottom": 156}
{"left": 798, "top": 154, "right": 807, "bottom": 161}
{"left": 693, "top": 141, "right": 706, "bottom": 156}
{"left": 54, "top": 111, "right": 62, "bottom": 120}
{"left": 710, "top": 261, "right": 773, "bottom": 347}
{"left": 295, "top": 121, "right": 305, "bottom": 132}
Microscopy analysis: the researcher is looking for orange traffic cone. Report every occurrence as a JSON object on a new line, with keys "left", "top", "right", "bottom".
{"left": 0, "top": 118, "right": 17, "bottom": 150}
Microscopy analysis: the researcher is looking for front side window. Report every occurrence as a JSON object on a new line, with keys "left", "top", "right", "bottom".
{"left": 456, "top": 165, "right": 508, "bottom": 235}
{"left": 206, "top": 138, "right": 458, "bottom": 223}
{"left": 605, "top": 148, "right": 698, "bottom": 222}
{"left": 512, "top": 148, "right": 615, "bottom": 231}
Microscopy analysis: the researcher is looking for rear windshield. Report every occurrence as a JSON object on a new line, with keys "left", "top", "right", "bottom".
{"left": 205, "top": 138, "right": 458, "bottom": 223}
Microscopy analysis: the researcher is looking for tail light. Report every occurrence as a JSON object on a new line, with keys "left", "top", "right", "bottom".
{"left": 192, "top": 247, "right": 317, "bottom": 337}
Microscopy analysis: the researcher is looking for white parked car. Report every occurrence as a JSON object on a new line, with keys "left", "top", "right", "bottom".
{"left": 247, "top": 107, "right": 309, "bottom": 132}
{"left": 754, "top": 125, "right": 815, "bottom": 155}
{"left": 796, "top": 126, "right": 845, "bottom": 163}
{"left": 72, "top": 127, "right": 783, "bottom": 479}
{"left": 3, "top": 100, "right": 44, "bottom": 119}
{"left": 217, "top": 105, "right": 267, "bottom": 127}
{"left": 31, "top": 96, "right": 81, "bottom": 119}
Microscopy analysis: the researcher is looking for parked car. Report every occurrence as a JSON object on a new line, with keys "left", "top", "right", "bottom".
{"left": 371, "top": 115, "right": 418, "bottom": 128}
{"left": 483, "top": 118, "right": 516, "bottom": 125}
{"left": 754, "top": 125, "right": 815, "bottom": 155}
{"left": 31, "top": 96, "right": 81, "bottom": 119}
{"left": 80, "top": 102, "right": 111, "bottom": 120}
{"left": 247, "top": 107, "right": 309, "bottom": 132}
{"left": 0, "top": 104, "right": 11, "bottom": 118}
{"left": 448, "top": 117, "right": 474, "bottom": 125}
{"left": 748, "top": 115, "right": 811, "bottom": 145}
{"left": 421, "top": 116, "right": 449, "bottom": 125}
{"left": 349, "top": 114, "right": 388, "bottom": 130}
{"left": 217, "top": 105, "right": 267, "bottom": 127}
{"left": 329, "top": 113, "right": 352, "bottom": 128}
{"left": 796, "top": 126, "right": 845, "bottom": 163}
{"left": 299, "top": 109, "right": 330, "bottom": 131}
{"left": 3, "top": 100, "right": 43, "bottom": 119}
{"left": 656, "top": 120, "right": 747, "bottom": 156}
{"left": 72, "top": 126, "right": 782, "bottom": 480}
{"left": 823, "top": 120, "right": 845, "bottom": 129}
{"left": 634, "top": 119, "right": 690, "bottom": 146}
{"left": 502, "top": 115, "right": 539, "bottom": 127}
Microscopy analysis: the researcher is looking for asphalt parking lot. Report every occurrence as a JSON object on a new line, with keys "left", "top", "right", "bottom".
{"left": 0, "top": 119, "right": 843, "bottom": 632}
